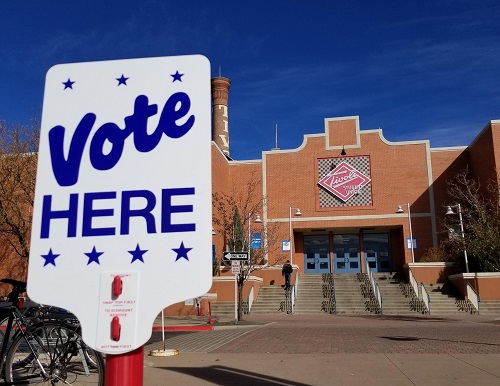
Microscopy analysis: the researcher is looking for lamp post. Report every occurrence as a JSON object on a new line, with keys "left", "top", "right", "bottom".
{"left": 289, "top": 207, "right": 302, "bottom": 266}
{"left": 396, "top": 203, "right": 414, "bottom": 263}
{"left": 445, "top": 204, "right": 469, "bottom": 273}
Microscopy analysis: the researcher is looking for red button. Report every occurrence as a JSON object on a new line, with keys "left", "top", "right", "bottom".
{"left": 113, "top": 276, "right": 123, "bottom": 297}
{"left": 111, "top": 316, "right": 121, "bottom": 341}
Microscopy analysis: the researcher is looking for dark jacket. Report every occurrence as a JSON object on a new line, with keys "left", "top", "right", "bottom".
{"left": 282, "top": 263, "right": 293, "bottom": 276}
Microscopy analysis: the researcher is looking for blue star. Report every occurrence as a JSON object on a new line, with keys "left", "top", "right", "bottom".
{"left": 41, "top": 249, "right": 60, "bottom": 267}
{"left": 173, "top": 242, "right": 192, "bottom": 261}
{"left": 171, "top": 71, "right": 184, "bottom": 82}
{"left": 62, "top": 78, "right": 75, "bottom": 90}
{"left": 85, "top": 246, "right": 103, "bottom": 265}
{"left": 116, "top": 74, "right": 129, "bottom": 86}
{"left": 129, "top": 244, "right": 147, "bottom": 263}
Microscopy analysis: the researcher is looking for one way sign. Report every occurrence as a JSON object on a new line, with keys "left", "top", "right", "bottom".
{"left": 223, "top": 252, "right": 249, "bottom": 261}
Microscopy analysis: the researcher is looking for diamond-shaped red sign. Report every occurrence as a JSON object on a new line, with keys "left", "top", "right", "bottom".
{"left": 318, "top": 161, "right": 371, "bottom": 202}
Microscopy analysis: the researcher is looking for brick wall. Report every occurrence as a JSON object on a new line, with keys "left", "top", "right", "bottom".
{"left": 210, "top": 117, "right": 500, "bottom": 280}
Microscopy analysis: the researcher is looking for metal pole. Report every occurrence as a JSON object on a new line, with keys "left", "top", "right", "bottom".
{"left": 457, "top": 204, "right": 470, "bottom": 273}
{"left": 289, "top": 207, "right": 293, "bottom": 266}
{"left": 234, "top": 273, "right": 237, "bottom": 322}
{"left": 105, "top": 346, "right": 144, "bottom": 386}
{"left": 248, "top": 216, "right": 251, "bottom": 259}
{"left": 161, "top": 309, "right": 165, "bottom": 351}
{"left": 407, "top": 203, "right": 415, "bottom": 263}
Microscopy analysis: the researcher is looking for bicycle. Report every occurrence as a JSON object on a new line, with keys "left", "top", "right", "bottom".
{"left": 0, "top": 278, "right": 105, "bottom": 385}
{"left": 0, "top": 281, "right": 46, "bottom": 354}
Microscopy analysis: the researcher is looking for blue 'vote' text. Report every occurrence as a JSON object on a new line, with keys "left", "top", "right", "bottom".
{"left": 48, "top": 92, "right": 194, "bottom": 186}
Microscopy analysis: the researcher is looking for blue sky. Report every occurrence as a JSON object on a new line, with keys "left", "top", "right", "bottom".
{"left": 1, "top": 0, "right": 499, "bottom": 160}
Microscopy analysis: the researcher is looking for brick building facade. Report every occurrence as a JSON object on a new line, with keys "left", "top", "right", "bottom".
{"left": 209, "top": 76, "right": 500, "bottom": 301}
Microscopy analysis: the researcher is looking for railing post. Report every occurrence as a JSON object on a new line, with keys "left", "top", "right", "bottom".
{"left": 364, "top": 259, "right": 382, "bottom": 313}
{"left": 421, "top": 283, "right": 430, "bottom": 314}
{"left": 291, "top": 269, "right": 298, "bottom": 314}
{"left": 408, "top": 267, "right": 420, "bottom": 300}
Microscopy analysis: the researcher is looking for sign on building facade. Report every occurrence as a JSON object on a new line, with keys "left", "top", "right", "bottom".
{"left": 317, "top": 156, "right": 373, "bottom": 207}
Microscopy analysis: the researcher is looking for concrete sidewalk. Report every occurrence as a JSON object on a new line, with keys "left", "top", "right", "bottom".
{"left": 143, "top": 352, "right": 500, "bottom": 385}
{"left": 152, "top": 314, "right": 214, "bottom": 331}
{"left": 142, "top": 313, "right": 500, "bottom": 385}
{"left": 151, "top": 314, "right": 263, "bottom": 331}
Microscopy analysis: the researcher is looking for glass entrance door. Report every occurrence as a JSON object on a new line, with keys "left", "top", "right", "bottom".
{"left": 303, "top": 235, "right": 330, "bottom": 274}
{"left": 364, "top": 233, "right": 392, "bottom": 272}
{"left": 333, "top": 234, "right": 361, "bottom": 273}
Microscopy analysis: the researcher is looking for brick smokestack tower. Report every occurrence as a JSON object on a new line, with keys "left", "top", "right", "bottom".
{"left": 211, "top": 76, "right": 231, "bottom": 156}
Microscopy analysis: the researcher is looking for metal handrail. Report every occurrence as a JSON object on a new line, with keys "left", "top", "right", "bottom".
{"left": 408, "top": 267, "right": 420, "bottom": 300}
{"left": 291, "top": 269, "right": 299, "bottom": 314}
{"left": 421, "top": 283, "right": 430, "bottom": 314}
{"left": 375, "top": 283, "right": 383, "bottom": 313}
{"left": 365, "top": 260, "right": 382, "bottom": 312}
{"left": 333, "top": 274, "right": 337, "bottom": 314}
{"left": 247, "top": 285, "right": 254, "bottom": 314}
{"left": 466, "top": 283, "right": 480, "bottom": 314}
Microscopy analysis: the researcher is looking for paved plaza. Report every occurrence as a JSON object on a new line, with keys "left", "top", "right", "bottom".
{"left": 142, "top": 313, "right": 500, "bottom": 385}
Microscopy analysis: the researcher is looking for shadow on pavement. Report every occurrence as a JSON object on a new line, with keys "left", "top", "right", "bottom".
{"left": 381, "top": 335, "right": 420, "bottom": 341}
{"left": 356, "top": 314, "right": 450, "bottom": 322}
{"left": 158, "top": 365, "right": 311, "bottom": 386}
{"left": 380, "top": 335, "right": 500, "bottom": 346}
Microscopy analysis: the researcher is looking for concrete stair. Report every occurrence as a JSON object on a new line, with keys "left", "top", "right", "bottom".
{"left": 211, "top": 301, "right": 236, "bottom": 321}
{"left": 251, "top": 285, "right": 291, "bottom": 314}
{"left": 423, "top": 283, "right": 471, "bottom": 315}
{"left": 372, "top": 272, "right": 421, "bottom": 315}
{"left": 478, "top": 300, "right": 500, "bottom": 315}
{"left": 214, "top": 275, "right": 500, "bottom": 318}
{"left": 293, "top": 275, "right": 331, "bottom": 314}
{"left": 334, "top": 274, "right": 372, "bottom": 314}
{"left": 212, "top": 285, "right": 292, "bottom": 320}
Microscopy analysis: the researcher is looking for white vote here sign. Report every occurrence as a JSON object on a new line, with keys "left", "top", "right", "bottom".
{"left": 28, "top": 55, "right": 212, "bottom": 354}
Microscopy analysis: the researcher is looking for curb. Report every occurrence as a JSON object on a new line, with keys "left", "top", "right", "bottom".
{"left": 151, "top": 323, "right": 267, "bottom": 332}
{"left": 152, "top": 325, "right": 213, "bottom": 332}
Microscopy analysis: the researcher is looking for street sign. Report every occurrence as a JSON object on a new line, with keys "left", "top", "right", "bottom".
{"left": 231, "top": 261, "right": 241, "bottom": 274}
{"left": 27, "top": 55, "right": 212, "bottom": 355}
{"left": 251, "top": 232, "right": 262, "bottom": 248}
{"left": 223, "top": 251, "right": 249, "bottom": 261}
{"left": 406, "top": 238, "right": 417, "bottom": 249}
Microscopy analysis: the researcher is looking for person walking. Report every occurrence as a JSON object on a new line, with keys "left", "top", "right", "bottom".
{"left": 282, "top": 260, "right": 293, "bottom": 289}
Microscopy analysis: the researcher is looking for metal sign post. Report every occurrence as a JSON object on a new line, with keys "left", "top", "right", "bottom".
{"left": 28, "top": 55, "right": 212, "bottom": 386}
{"left": 234, "top": 271, "right": 238, "bottom": 322}
{"left": 232, "top": 261, "right": 241, "bottom": 321}
{"left": 224, "top": 253, "right": 246, "bottom": 322}
{"left": 105, "top": 347, "right": 144, "bottom": 386}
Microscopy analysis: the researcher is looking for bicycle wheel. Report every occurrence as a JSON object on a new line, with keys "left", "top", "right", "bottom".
{"left": 0, "top": 314, "right": 10, "bottom": 349}
{"left": 0, "top": 314, "right": 24, "bottom": 358}
{"left": 5, "top": 322, "right": 105, "bottom": 385}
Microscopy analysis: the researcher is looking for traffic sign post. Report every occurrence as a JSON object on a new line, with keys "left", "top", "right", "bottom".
{"left": 223, "top": 252, "right": 247, "bottom": 322}
{"left": 28, "top": 55, "right": 212, "bottom": 385}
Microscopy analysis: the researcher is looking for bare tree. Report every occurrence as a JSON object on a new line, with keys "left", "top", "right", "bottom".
{"left": 212, "top": 171, "right": 283, "bottom": 321}
{"left": 0, "top": 120, "right": 39, "bottom": 267}
{"left": 441, "top": 168, "right": 500, "bottom": 272}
